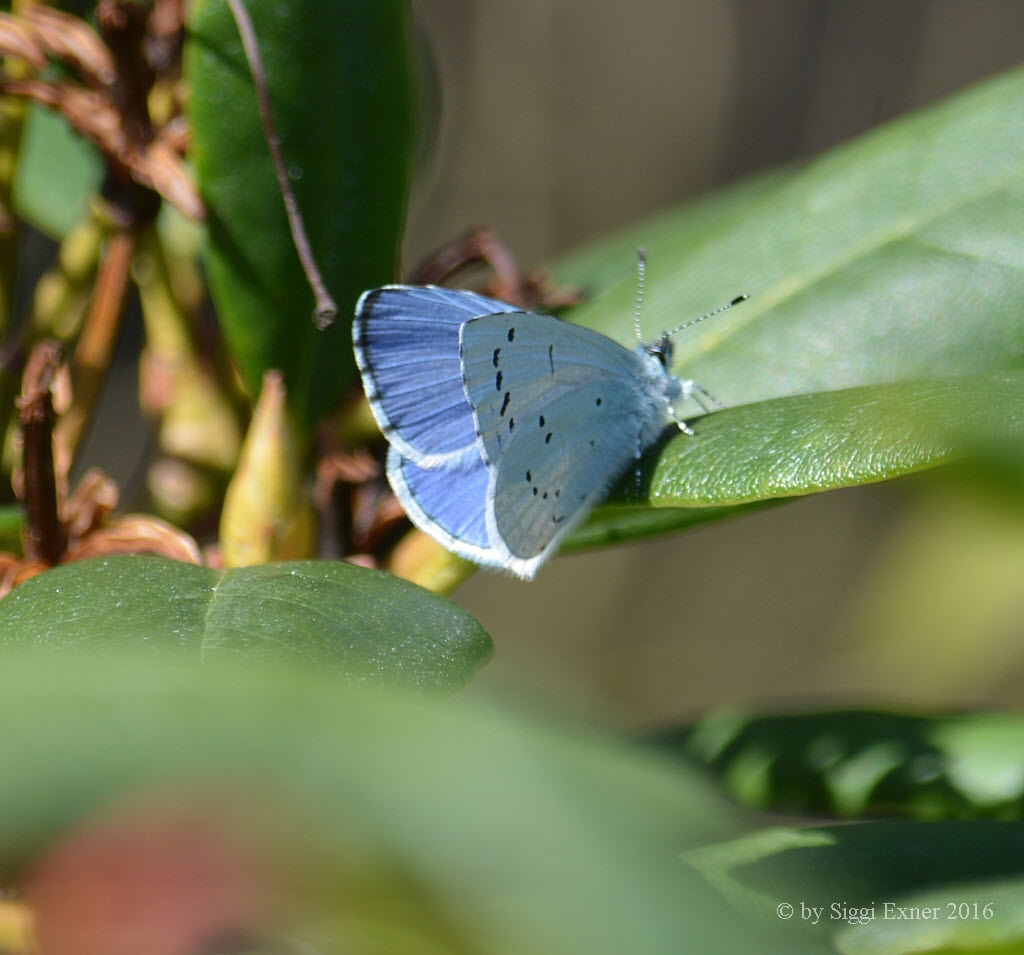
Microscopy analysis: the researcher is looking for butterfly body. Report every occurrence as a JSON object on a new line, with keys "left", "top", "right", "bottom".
{"left": 353, "top": 285, "right": 697, "bottom": 579}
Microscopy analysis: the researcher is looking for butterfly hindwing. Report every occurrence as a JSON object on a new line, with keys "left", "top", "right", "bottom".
{"left": 386, "top": 447, "right": 498, "bottom": 566}
{"left": 354, "top": 286, "right": 520, "bottom": 466}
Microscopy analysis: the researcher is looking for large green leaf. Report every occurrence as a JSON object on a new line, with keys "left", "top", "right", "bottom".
{"left": 565, "top": 370, "right": 1024, "bottom": 550}
{"left": 655, "top": 709, "right": 1024, "bottom": 819}
{"left": 0, "top": 650, "right": 760, "bottom": 954}
{"left": 686, "top": 821, "right": 1024, "bottom": 954}
{"left": 187, "top": 0, "right": 414, "bottom": 430}
{"left": 554, "top": 67, "right": 1024, "bottom": 546}
{"left": 637, "top": 371, "right": 1024, "bottom": 506}
{"left": 0, "top": 556, "right": 491, "bottom": 689}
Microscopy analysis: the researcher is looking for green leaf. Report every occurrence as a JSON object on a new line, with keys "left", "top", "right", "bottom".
{"left": 567, "top": 370, "right": 1024, "bottom": 550}
{"left": 0, "top": 556, "right": 491, "bottom": 689}
{"left": 656, "top": 709, "right": 1024, "bottom": 818}
{"left": 13, "top": 105, "right": 101, "bottom": 239}
{"left": 0, "top": 505, "right": 22, "bottom": 552}
{"left": 564, "top": 500, "right": 778, "bottom": 553}
{"left": 837, "top": 877, "right": 1024, "bottom": 954}
{"left": 0, "top": 650, "right": 761, "bottom": 954}
{"left": 636, "top": 371, "right": 1024, "bottom": 507}
{"left": 552, "top": 67, "right": 1024, "bottom": 542}
{"left": 186, "top": 0, "right": 414, "bottom": 430}
{"left": 686, "top": 821, "right": 1024, "bottom": 954}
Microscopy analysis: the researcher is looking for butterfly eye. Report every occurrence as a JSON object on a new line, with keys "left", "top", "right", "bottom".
{"left": 650, "top": 335, "right": 674, "bottom": 368}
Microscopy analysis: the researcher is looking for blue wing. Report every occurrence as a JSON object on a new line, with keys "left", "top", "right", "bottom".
{"left": 353, "top": 285, "right": 522, "bottom": 467}
{"left": 460, "top": 312, "right": 672, "bottom": 578}
{"left": 459, "top": 311, "right": 660, "bottom": 466}
{"left": 386, "top": 447, "right": 502, "bottom": 566}
{"left": 486, "top": 383, "right": 652, "bottom": 573}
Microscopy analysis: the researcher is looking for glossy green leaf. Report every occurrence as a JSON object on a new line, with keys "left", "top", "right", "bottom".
{"left": 686, "top": 821, "right": 1024, "bottom": 954}
{"left": 656, "top": 709, "right": 1024, "bottom": 819}
{"left": 565, "top": 370, "right": 1024, "bottom": 552}
{"left": 637, "top": 371, "right": 1024, "bottom": 507}
{"left": 551, "top": 67, "right": 1024, "bottom": 544}
{"left": 187, "top": 0, "right": 414, "bottom": 430}
{"left": 0, "top": 650, "right": 762, "bottom": 954}
{"left": 0, "top": 556, "right": 490, "bottom": 689}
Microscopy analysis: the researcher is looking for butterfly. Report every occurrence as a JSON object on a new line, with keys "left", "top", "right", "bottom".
{"left": 353, "top": 279, "right": 744, "bottom": 579}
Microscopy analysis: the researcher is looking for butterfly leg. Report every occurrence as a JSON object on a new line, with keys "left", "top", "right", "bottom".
{"left": 670, "top": 380, "right": 697, "bottom": 435}
{"left": 670, "top": 380, "right": 723, "bottom": 432}
{"left": 689, "top": 382, "right": 724, "bottom": 412}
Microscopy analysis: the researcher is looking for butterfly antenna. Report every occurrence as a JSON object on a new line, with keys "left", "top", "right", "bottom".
{"left": 633, "top": 248, "right": 647, "bottom": 343}
{"left": 663, "top": 293, "right": 749, "bottom": 338}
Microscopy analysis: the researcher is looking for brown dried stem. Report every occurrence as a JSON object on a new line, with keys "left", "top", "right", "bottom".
{"left": 17, "top": 343, "right": 68, "bottom": 564}
{"left": 224, "top": 0, "right": 337, "bottom": 328}
{"left": 60, "top": 227, "right": 137, "bottom": 459}
{"left": 409, "top": 227, "right": 583, "bottom": 309}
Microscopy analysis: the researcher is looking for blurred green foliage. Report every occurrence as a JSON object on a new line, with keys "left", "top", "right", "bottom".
{"left": 0, "top": 1, "right": 1023, "bottom": 951}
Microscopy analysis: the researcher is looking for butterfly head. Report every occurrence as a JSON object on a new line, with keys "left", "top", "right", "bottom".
{"left": 647, "top": 333, "right": 675, "bottom": 370}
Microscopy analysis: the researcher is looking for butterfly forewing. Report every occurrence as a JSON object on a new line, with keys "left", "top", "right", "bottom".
{"left": 354, "top": 286, "right": 520, "bottom": 466}
{"left": 460, "top": 311, "right": 653, "bottom": 466}
{"left": 460, "top": 312, "right": 671, "bottom": 573}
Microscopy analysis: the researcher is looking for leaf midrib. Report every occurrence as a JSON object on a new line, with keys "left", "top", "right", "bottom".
{"left": 677, "top": 135, "right": 1024, "bottom": 365}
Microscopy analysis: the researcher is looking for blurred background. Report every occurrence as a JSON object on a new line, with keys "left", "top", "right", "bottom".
{"left": 404, "top": 1, "right": 1024, "bottom": 726}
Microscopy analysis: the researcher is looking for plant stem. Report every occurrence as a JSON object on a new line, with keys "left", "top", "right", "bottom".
{"left": 17, "top": 342, "right": 67, "bottom": 564}
{"left": 224, "top": 0, "right": 337, "bottom": 329}
{"left": 60, "top": 224, "right": 136, "bottom": 461}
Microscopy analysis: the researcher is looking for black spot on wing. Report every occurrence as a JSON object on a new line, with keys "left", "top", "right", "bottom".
{"left": 507, "top": 327, "right": 516, "bottom": 342}
{"left": 492, "top": 348, "right": 501, "bottom": 367}
{"left": 500, "top": 392, "right": 511, "bottom": 416}
{"left": 495, "top": 370, "right": 503, "bottom": 390}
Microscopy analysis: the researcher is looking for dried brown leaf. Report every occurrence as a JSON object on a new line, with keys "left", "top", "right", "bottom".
{"left": 133, "top": 135, "right": 204, "bottom": 219}
{"left": 65, "top": 514, "right": 202, "bottom": 564}
{"left": 0, "top": 79, "right": 125, "bottom": 157}
{"left": 27, "top": 5, "right": 116, "bottom": 88}
{"left": 63, "top": 467, "right": 119, "bottom": 540}
{"left": 0, "top": 15, "right": 49, "bottom": 70}
{"left": 0, "top": 555, "right": 49, "bottom": 598}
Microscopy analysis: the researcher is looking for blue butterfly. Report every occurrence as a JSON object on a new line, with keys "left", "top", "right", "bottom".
{"left": 353, "top": 282, "right": 740, "bottom": 579}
